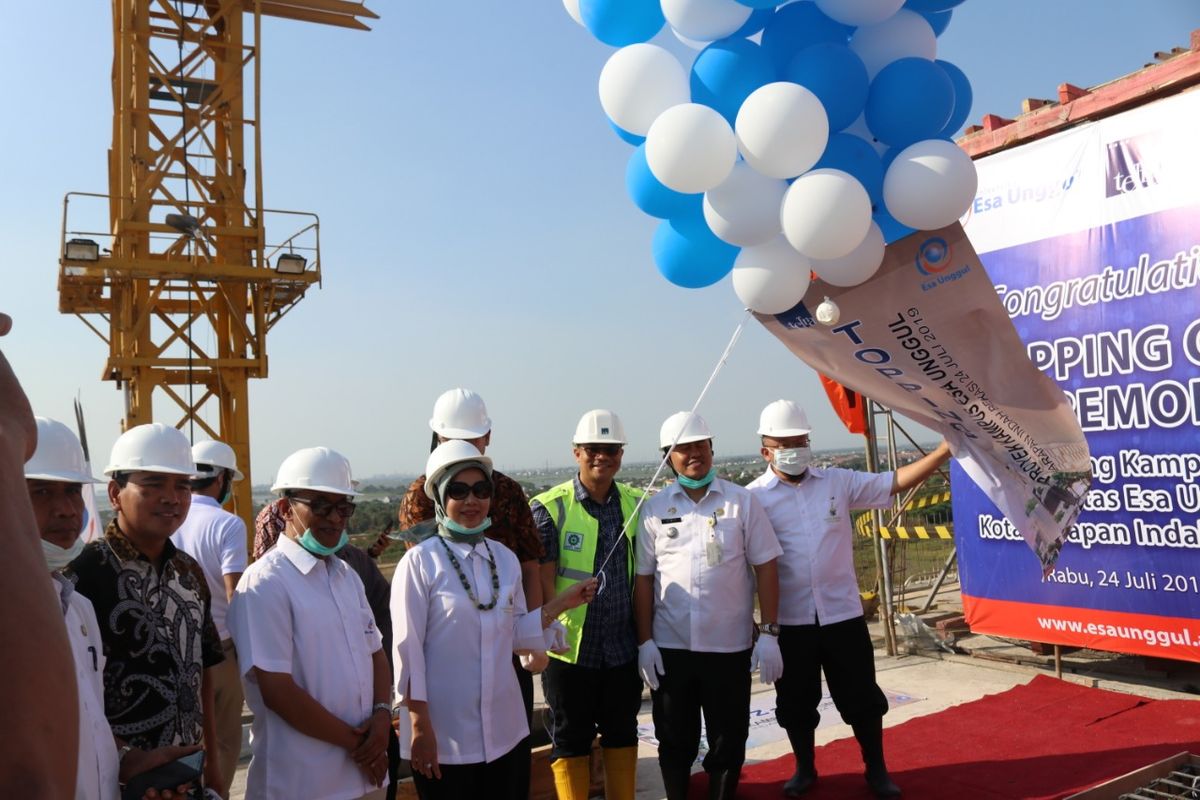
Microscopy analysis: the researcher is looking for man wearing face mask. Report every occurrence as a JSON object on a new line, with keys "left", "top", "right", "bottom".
{"left": 29, "top": 417, "right": 202, "bottom": 800}
{"left": 634, "top": 411, "right": 783, "bottom": 800}
{"left": 746, "top": 400, "right": 951, "bottom": 799}
{"left": 229, "top": 446, "right": 391, "bottom": 800}
{"left": 171, "top": 440, "right": 248, "bottom": 799}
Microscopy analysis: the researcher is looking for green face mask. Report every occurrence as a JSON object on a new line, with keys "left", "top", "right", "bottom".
{"left": 298, "top": 528, "right": 349, "bottom": 557}
{"left": 677, "top": 467, "right": 717, "bottom": 490}
{"left": 443, "top": 516, "right": 492, "bottom": 538}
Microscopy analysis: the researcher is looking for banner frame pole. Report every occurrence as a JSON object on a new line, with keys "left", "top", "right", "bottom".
{"left": 865, "top": 399, "right": 898, "bottom": 656}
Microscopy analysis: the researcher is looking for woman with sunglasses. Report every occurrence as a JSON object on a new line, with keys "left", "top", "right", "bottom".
{"left": 390, "top": 440, "right": 598, "bottom": 800}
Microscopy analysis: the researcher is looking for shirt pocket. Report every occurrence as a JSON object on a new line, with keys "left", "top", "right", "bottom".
{"left": 713, "top": 519, "right": 746, "bottom": 562}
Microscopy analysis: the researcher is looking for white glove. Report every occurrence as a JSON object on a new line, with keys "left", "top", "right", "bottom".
{"left": 751, "top": 633, "right": 783, "bottom": 684}
{"left": 520, "top": 651, "right": 550, "bottom": 673}
{"left": 638, "top": 640, "right": 666, "bottom": 690}
{"left": 544, "top": 620, "right": 569, "bottom": 654}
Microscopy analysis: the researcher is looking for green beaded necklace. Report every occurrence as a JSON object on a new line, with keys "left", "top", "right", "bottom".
{"left": 439, "top": 536, "right": 500, "bottom": 610}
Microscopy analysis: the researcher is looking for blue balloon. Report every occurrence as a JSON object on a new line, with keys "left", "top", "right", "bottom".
{"left": 626, "top": 145, "right": 699, "bottom": 219}
{"left": 920, "top": 8, "right": 953, "bottom": 36}
{"left": 733, "top": 6, "right": 775, "bottom": 37}
{"left": 735, "top": 0, "right": 779, "bottom": 8}
{"left": 936, "top": 59, "right": 973, "bottom": 138}
{"left": 815, "top": 134, "right": 884, "bottom": 207}
{"left": 865, "top": 57, "right": 955, "bottom": 147}
{"left": 652, "top": 215, "right": 739, "bottom": 289}
{"left": 579, "top": 0, "right": 664, "bottom": 47}
{"left": 690, "top": 38, "right": 777, "bottom": 125}
{"left": 874, "top": 207, "right": 916, "bottom": 244}
{"left": 761, "top": 1, "right": 853, "bottom": 72}
{"left": 783, "top": 42, "right": 869, "bottom": 132}
{"left": 903, "top": 0, "right": 964, "bottom": 12}
{"left": 609, "top": 119, "right": 646, "bottom": 146}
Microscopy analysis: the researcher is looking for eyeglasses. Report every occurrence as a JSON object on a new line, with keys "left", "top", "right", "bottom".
{"left": 579, "top": 444, "right": 623, "bottom": 457}
{"left": 445, "top": 480, "right": 493, "bottom": 501}
{"left": 289, "top": 495, "right": 357, "bottom": 518}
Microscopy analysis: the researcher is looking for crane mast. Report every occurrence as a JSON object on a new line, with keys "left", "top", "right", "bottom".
{"left": 58, "top": 0, "right": 378, "bottom": 539}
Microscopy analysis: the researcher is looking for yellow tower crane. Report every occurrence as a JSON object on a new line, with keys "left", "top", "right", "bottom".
{"left": 57, "top": 0, "right": 380, "bottom": 540}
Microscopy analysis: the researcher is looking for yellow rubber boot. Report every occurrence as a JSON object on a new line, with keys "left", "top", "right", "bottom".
{"left": 551, "top": 755, "right": 591, "bottom": 800}
{"left": 603, "top": 746, "right": 639, "bottom": 800}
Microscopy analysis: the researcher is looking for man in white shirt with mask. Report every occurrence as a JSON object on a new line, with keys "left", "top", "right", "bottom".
{"left": 746, "top": 400, "right": 951, "bottom": 799}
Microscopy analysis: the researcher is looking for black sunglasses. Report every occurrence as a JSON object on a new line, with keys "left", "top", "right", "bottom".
{"left": 445, "top": 480, "right": 493, "bottom": 501}
{"left": 289, "top": 495, "right": 357, "bottom": 519}
{"left": 579, "top": 444, "right": 623, "bottom": 456}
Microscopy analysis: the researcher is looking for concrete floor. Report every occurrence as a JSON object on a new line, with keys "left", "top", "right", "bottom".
{"left": 227, "top": 618, "right": 1200, "bottom": 799}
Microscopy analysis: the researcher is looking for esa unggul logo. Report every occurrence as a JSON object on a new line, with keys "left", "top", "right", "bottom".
{"left": 915, "top": 237, "right": 952, "bottom": 276}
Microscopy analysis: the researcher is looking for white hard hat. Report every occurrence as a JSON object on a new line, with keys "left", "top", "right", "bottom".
{"left": 192, "top": 440, "right": 244, "bottom": 482}
{"left": 429, "top": 388, "right": 492, "bottom": 439}
{"left": 270, "top": 447, "right": 359, "bottom": 496}
{"left": 104, "top": 423, "right": 197, "bottom": 477}
{"left": 25, "top": 417, "right": 102, "bottom": 484}
{"left": 424, "top": 440, "right": 494, "bottom": 500}
{"left": 659, "top": 411, "right": 713, "bottom": 449}
{"left": 757, "top": 399, "right": 812, "bottom": 437}
{"left": 573, "top": 409, "right": 627, "bottom": 445}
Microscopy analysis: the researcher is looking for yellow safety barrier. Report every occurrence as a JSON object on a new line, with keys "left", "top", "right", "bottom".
{"left": 854, "top": 491, "right": 953, "bottom": 537}
{"left": 878, "top": 525, "right": 953, "bottom": 540}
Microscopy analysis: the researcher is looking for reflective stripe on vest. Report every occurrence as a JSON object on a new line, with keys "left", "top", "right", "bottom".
{"left": 530, "top": 480, "right": 642, "bottom": 664}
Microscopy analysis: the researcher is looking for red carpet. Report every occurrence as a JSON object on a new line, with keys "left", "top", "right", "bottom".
{"left": 687, "top": 675, "right": 1200, "bottom": 799}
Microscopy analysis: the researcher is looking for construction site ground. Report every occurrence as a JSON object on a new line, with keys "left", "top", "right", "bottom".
{"left": 226, "top": 583, "right": 1200, "bottom": 799}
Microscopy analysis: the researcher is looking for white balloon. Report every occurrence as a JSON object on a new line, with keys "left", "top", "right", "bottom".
{"left": 662, "top": 0, "right": 752, "bottom": 42}
{"left": 815, "top": 0, "right": 904, "bottom": 27}
{"left": 735, "top": 82, "right": 830, "bottom": 179}
{"left": 646, "top": 104, "right": 738, "bottom": 194}
{"left": 599, "top": 45, "right": 689, "bottom": 136}
{"left": 811, "top": 223, "right": 885, "bottom": 286}
{"left": 732, "top": 236, "right": 813, "bottom": 314}
{"left": 703, "top": 162, "right": 788, "bottom": 246}
{"left": 781, "top": 168, "right": 872, "bottom": 260}
{"left": 883, "top": 139, "right": 979, "bottom": 230}
{"left": 815, "top": 297, "right": 841, "bottom": 325}
{"left": 562, "top": 0, "right": 583, "bottom": 25}
{"left": 672, "top": 28, "right": 710, "bottom": 49}
{"left": 850, "top": 10, "right": 936, "bottom": 77}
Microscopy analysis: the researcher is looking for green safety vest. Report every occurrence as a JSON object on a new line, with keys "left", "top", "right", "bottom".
{"left": 532, "top": 480, "right": 643, "bottom": 664}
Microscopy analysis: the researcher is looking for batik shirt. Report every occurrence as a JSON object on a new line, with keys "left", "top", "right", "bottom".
{"left": 66, "top": 519, "right": 224, "bottom": 749}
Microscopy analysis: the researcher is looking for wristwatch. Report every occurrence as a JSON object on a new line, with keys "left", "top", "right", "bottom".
{"left": 757, "top": 622, "right": 780, "bottom": 636}
{"left": 372, "top": 702, "right": 393, "bottom": 717}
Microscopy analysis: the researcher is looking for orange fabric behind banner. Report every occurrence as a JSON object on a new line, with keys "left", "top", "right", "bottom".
{"left": 819, "top": 374, "right": 867, "bottom": 435}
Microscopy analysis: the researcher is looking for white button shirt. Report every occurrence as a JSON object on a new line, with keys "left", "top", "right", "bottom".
{"left": 390, "top": 535, "right": 545, "bottom": 765}
{"left": 747, "top": 466, "right": 893, "bottom": 626}
{"left": 172, "top": 495, "right": 248, "bottom": 640}
{"left": 228, "top": 535, "right": 384, "bottom": 800}
{"left": 57, "top": 573, "right": 120, "bottom": 800}
{"left": 636, "top": 479, "right": 782, "bottom": 652}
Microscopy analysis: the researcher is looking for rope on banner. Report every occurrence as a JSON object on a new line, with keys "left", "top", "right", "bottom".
{"left": 590, "top": 310, "right": 752, "bottom": 592}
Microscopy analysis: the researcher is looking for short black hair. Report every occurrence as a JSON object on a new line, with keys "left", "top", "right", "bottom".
{"left": 111, "top": 472, "right": 131, "bottom": 488}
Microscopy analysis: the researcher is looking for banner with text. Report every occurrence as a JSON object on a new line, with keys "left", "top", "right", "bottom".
{"left": 953, "top": 89, "right": 1200, "bottom": 662}
{"left": 756, "top": 223, "right": 1091, "bottom": 571}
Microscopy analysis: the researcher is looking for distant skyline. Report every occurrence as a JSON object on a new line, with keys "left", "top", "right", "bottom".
{"left": 3, "top": 2, "right": 1198, "bottom": 482}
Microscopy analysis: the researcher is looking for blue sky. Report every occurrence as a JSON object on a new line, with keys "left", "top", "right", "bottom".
{"left": 2, "top": 1, "right": 1197, "bottom": 482}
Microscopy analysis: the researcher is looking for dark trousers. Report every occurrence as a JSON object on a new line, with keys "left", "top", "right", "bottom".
{"left": 774, "top": 615, "right": 889, "bottom": 732}
{"left": 513, "top": 654, "right": 534, "bottom": 799}
{"left": 652, "top": 648, "right": 751, "bottom": 774}
{"left": 411, "top": 744, "right": 521, "bottom": 800}
{"left": 541, "top": 657, "right": 643, "bottom": 759}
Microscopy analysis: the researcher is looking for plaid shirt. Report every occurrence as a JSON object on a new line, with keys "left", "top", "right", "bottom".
{"left": 532, "top": 477, "right": 638, "bottom": 669}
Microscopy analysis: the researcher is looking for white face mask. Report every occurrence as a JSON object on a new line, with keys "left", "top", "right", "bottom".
{"left": 772, "top": 446, "right": 812, "bottom": 476}
{"left": 42, "top": 537, "right": 85, "bottom": 572}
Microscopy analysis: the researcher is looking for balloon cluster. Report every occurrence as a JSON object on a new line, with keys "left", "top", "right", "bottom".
{"left": 565, "top": 0, "right": 978, "bottom": 313}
